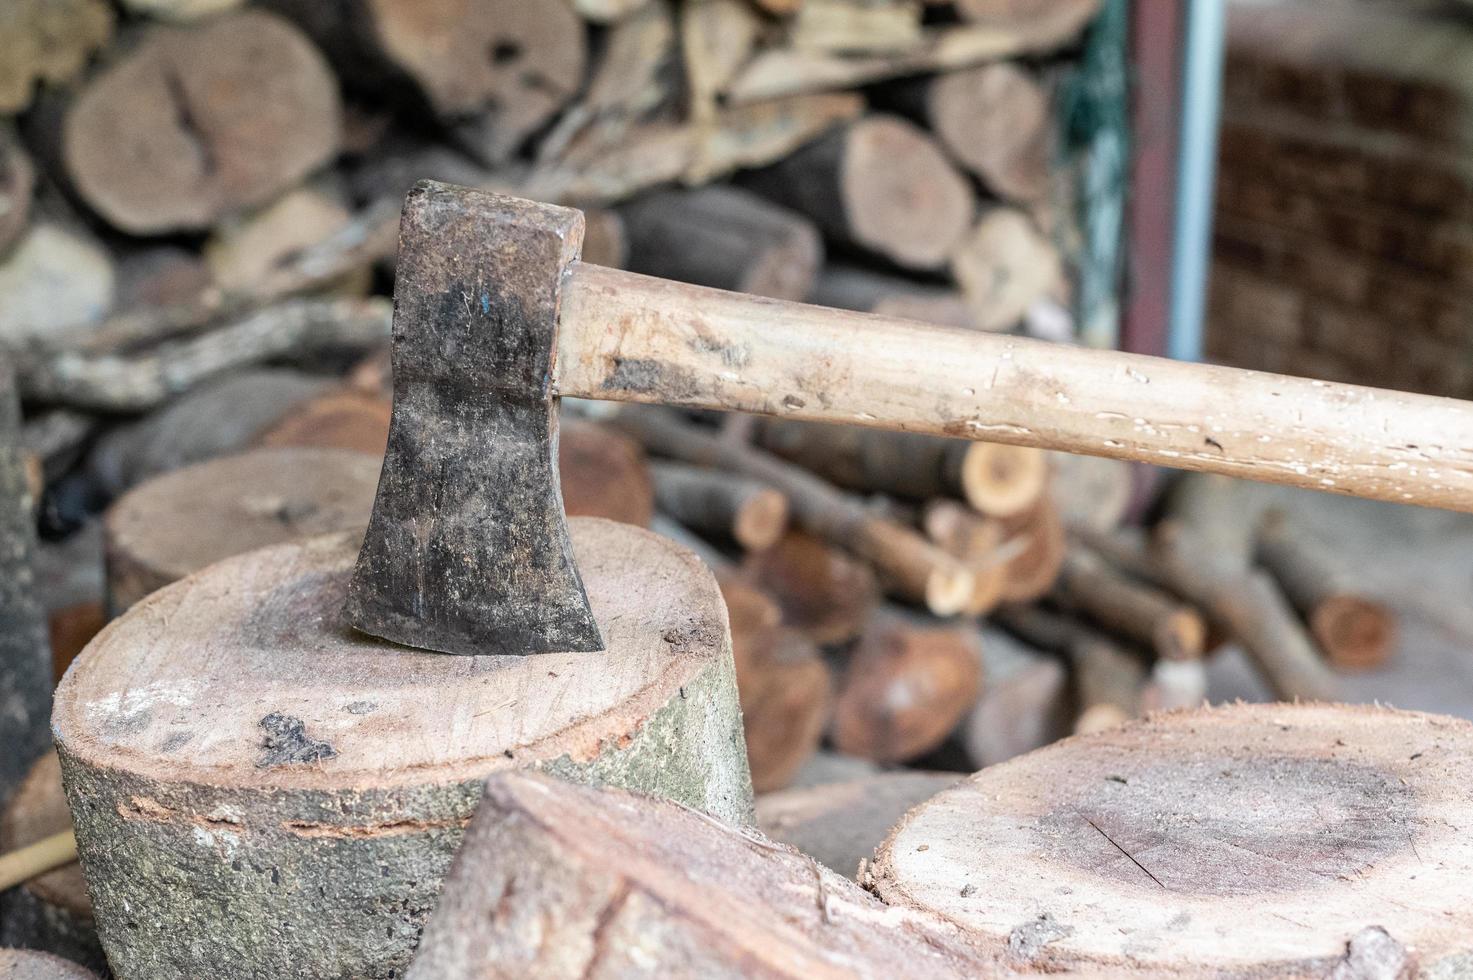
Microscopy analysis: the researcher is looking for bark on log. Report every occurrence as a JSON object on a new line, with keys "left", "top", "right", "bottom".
{"left": 55, "top": 522, "right": 752, "bottom": 980}
{"left": 254, "top": 388, "right": 392, "bottom": 457}
{"left": 558, "top": 419, "right": 655, "bottom": 527}
{"left": 619, "top": 186, "right": 822, "bottom": 301}
{"left": 995, "top": 494, "right": 1066, "bottom": 603}
{"left": 740, "top": 530, "right": 880, "bottom": 647}
{"left": 0, "top": 949, "right": 97, "bottom": 980}
{"left": 1053, "top": 544, "right": 1207, "bottom": 661}
{"left": 995, "top": 603, "right": 1143, "bottom": 734}
{"left": 872, "top": 703, "right": 1473, "bottom": 975}
{"left": 927, "top": 62, "right": 1051, "bottom": 202}
{"left": 809, "top": 264, "right": 977, "bottom": 329}
{"left": 1256, "top": 510, "right": 1396, "bottom": 672}
{"left": 405, "top": 770, "right": 992, "bottom": 979}
{"left": 0, "top": 124, "right": 34, "bottom": 256}
{"left": 0, "top": 754, "right": 102, "bottom": 972}
{"left": 0, "top": 224, "right": 115, "bottom": 351}
{"left": 616, "top": 409, "right": 974, "bottom": 614}
{"left": 651, "top": 461, "right": 789, "bottom": 552}
{"left": 962, "top": 624, "right": 1070, "bottom": 768}
{"left": 831, "top": 610, "right": 983, "bottom": 763}
{"left": 0, "top": 0, "right": 114, "bottom": 114}
{"left": 103, "top": 446, "right": 379, "bottom": 612}
{"left": 950, "top": 207, "right": 1063, "bottom": 332}
{"left": 739, "top": 115, "right": 974, "bottom": 271}
{"left": 0, "top": 366, "right": 50, "bottom": 807}
{"left": 60, "top": 11, "right": 341, "bottom": 234}
{"left": 757, "top": 770, "right": 958, "bottom": 880}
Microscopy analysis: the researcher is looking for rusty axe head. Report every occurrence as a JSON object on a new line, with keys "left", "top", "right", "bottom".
{"left": 344, "top": 181, "right": 603, "bottom": 657}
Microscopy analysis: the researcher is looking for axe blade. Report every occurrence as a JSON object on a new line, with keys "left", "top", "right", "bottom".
{"left": 345, "top": 181, "right": 603, "bottom": 656}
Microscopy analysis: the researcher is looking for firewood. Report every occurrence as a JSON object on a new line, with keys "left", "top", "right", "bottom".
{"left": 23, "top": 296, "right": 391, "bottom": 412}
{"left": 617, "top": 409, "right": 975, "bottom": 614}
{"left": 995, "top": 493, "right": 1066, "bottom": 603}
{"left": 47, "top": 601, "right": 104, "bottom": 682}
{"left": 1142, "top": 657, "right": 1208, "bottom": 713}
{"left": 740, "top": 115, "right": 974, "bottom": 271}
{"left": 651, "top": 461, "right": 790, "bottom": 551}
{"left": 115, "top": 245, "right": 212, "bottom": 312}
{"left": 619, "top": 185, "right": 823, "bottom": 301}
{"left": 0, "top": 0, "right": 114, "bottom": 113}
{"left": 931, "top": 62, "right": 1050, "bottom": 201}
{"left": 203, "top": 185, "right": 358, "bottom": 295}
{"left": 409, "top": 770, "right": 993, "bottom": 978}
{"left": 1048, "top": 450, "right": 1132, "bottom": 531}
{"left": 950, "top": 206, "right": 1063, "bottom": 331}
{"left": 831, "top": 609, "right": 983, "bottom": 763}
{"left": 723, "top": 579, "right": 831, "bottom": 793}
{"left": 920, "top": 500, "right": 1012, "bottom": 616}
{"left": 756, "top": 419, "right": 1044, "bottom": 516}
{"left": 558, "top": 419, "right": 655, "bottom": 527}
{"left": 789, "top": 0, "right": 924, "bottom": 55}
{"left": 56, "top": 522, "right": 753, "bottom": 979}
{"left": 86, "top": 369, "right": 333, "bottom": 497}
{"left": 0, "top": 753, "right": 102, "bottom": 971}
{"left": 103, "top": 446, "right": 380, "bottom": 612}
{"left": 119, "top": 0, "right": 244, "bottom": 20}
{"left": 681, "top": 0, "right": 762, "bottom": 123}
{"left": 0, "top": 124, "right": 34, "bottom": 255}
{"left": 1053, "top": 543, "right": 1207, "bottom": 661}
{"left": 0, "top": 949, "right": 97, "bottom": 980}
{"left": 962, "top": 624, "right": 1070, "bottom": 768}
{"left": 1163, "top": 472, "right": 1259, "bottom": 571}
{"left": 1256, "top": 509, "right": 1396, "bottom": 671}
{"left": 757, "top": 770, "right": 958, "bottom": 879}
{"left": 59, "top": 12, "right": 341, "bottom": 234}
{"left": 254, "top": 388, "right": 391, "bottom": 457}
{"left": 580, "top": 207, "right": 627, "bottom": 269}
{"left": 740, "top": 529, "right": 881, "bottom": 646}
{"left": 995, "top": 603, "right": 1143, "bottom": 735}
{"left": 809, "top": 264, "right": 978, "bottom": 329}
{"left": 725, "top": 0, "right": 1101, "bottom": 102}
{"left": 0, "top": 223, "right": 115, "bottom": 351}
{"left": 872, "top": 703, "right": 1473, "bottom": 975}
{"left": 0, "top": 367, "right": 50, "bottom": 808}
{"left": 791, "top": 750, "right": 880, "bottom": 787}
{"left": 572, "top": 0, "right": 651, "bottom": 22}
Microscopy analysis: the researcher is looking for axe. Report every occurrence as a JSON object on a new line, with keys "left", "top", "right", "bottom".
{"left": 346, "top": 180, "right": 1473, "bottom": 657}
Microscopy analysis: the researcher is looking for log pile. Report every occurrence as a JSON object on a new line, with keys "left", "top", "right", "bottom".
{"left": 1207, "top": 0, "right": 1473, "bottom": 398}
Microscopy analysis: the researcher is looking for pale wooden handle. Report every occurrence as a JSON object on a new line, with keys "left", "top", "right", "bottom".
{"left": 558, "top": 264, "right": 1473, "bottom": 512}
{"left": 0, "top": 829, "right": 77, "bottom": 892}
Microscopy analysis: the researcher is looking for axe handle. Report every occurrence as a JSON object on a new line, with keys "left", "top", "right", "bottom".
{"left": 557, "top": 263, "right": 1473, "bottom": 513}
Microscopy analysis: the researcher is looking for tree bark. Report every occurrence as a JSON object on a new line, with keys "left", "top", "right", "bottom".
{"left": 1052, "top": 544, "right": 1207, "bottom": 661}
{"left": 55, "top": 522, "right": 752, "bottom": 980}
{"left": 651, "top": 461, "right": 789, "bottom": 552}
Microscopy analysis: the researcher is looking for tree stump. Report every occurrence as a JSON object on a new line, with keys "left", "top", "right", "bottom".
{"left": 0, "top": 753, "right": 102, "bottom": 972}
{"left": 872, "top": 703, "right": 1473, "bottom": 975}
{"left": 0, "top": 949, "right": 98, "bottom": 980}
{"left": 54, "top": 520, "right": 751, "bottom": 980}
{"left": 103, "top": 446, "right": 380, "bottom": 612}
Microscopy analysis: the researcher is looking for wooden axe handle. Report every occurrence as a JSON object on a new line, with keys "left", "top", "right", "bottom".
{"left": 557, "top": 264, "right": 1473, "bottom": 513}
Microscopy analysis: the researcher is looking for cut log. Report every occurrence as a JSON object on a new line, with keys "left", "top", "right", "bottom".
{"left": 1053, "top": 544, "right": 1207, "bottom": 661}
{"left": 651, "top": 461, "right": 789, "bottom": 552}
{"left": 103, "top": 446, "right": 380, "bottom": 612}
{"left": 757, "top": 770, "right": 958, "bottom": 879}
{"left": 740, "top": 115, "right": 974, "bottom": 271}
{"left": 0, "top": 753, "right": 101, "bottom": 972}
{"left": 995, "top": 603, "right": 1143, "bottom": 734}
{"left": 723, "top": 579, "right": 831, "bottom": 793}
{"left": 579, "top": 207, "right": 627, "bottom": 269}
{"left": 203, "top": 185, "right": 356, "bottom": 295}
{"left": 0, "top": 949, "right": 97, "bottom": 980}
{"left": 955, "top": 442, "right": 1048, "bottom": 518}
{"left": 1142, "top": 657, "right": 1208, "bottom": 713}
{"left": 253, "top": 388, "right": 392, "bottom": 457}
{"left": 0, "top": 0, "right": 114, "bottom": 114}
{"left": 0, "top": 224, "right": 115, "bottom": 351}
{"left": 55, "top": 521, "right": 752, "bottom": 980}
{"left": 0, "top": 124, "right": 34, "bottom": 256}
{"left": 920, "top": 500, "right": 1011, "bottom": 616}
{"left": 928, "top": 62, "right": 1051, "bottom": 201}
{"left": 995, "top": 494, "right": 1066, "bottom": 603}
{"left": 962, "top": 625, "right": 1070, "bottom": 768}
{"left": 831, "top": 610, "right": 983, "bottom": 763}
{"left": 405, "top": 770, "right": 992, "bottom": 979}
{"left": 740, "top": 530, "right": 880, "bottom": 646}
{"left": 47, "top": 601, "right": 105, "bottom": 682}
{"left": 1048, "top": 450, "right": 1132, "bottom": 532}
{"left": 619, "top": 186, "right": 823, "bottom": 301}
{"left": 1256, "top": 510, "right": 1396, "bottom": 672}
{"left": 0, "top": 366, "right": 50, "bottom": 806}
{"left": 558, "top": 419, "right": 655, "bottom": 527}
{"left": 618, "top": 409, "right": 974, "bottom": 614}
{"left": 872, "top": 703, "right": 1473, "bottom": 974}
{"left": 61, "top": 11, "right": 341, "bottom": 234}
{"left": 571, "top": 0, "right": 650, "bottom": 22}
{"left": 950, "top": 207, "right": 1063, "bottom": 332}
{"left": 809, "top": 264, "right": 977, "bottom": 329}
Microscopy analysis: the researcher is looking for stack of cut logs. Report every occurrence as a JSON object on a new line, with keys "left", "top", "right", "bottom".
{"left": 1207, "top": 0, "right": 1473, "bottom": 398}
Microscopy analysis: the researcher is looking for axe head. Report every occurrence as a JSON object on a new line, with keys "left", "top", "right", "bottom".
{"left": 344, "top": 181, "right": 603, "bottom": 656}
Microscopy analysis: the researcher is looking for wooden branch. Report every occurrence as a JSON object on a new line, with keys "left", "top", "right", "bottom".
{"left": 994, "top": 604, "right": 1144, "bottom": 735}
{"left": 616, "top": 409, "right": 975, "bottom": 614}
{"left": 1256, "top": 510, "right": 1396, "bottom": 671}
{"left": 558, "top": 419, "right": 655, "bottom": 527}
{"left": 0, "top": 831, "right": 75, "bottom": 894}
{"left": 651, "top": 461, "right": 790, "bottom": 551}
{"left": 1053, "top": 543, "right": 1207, "bottom": 661}
{"left": 740, "top": 530, "right": 880, "bottom": 646}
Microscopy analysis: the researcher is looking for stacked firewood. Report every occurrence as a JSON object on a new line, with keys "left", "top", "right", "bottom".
{"left": 1207, "top": 0, "right": 1473, "bottom": 398}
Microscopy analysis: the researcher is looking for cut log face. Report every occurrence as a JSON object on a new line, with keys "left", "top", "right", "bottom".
{"left": 0, "top": 224, "right": 116, "bottom": 349}
{"left": 950, "top": 207, "right": 1062, "bottom": 331}
{"left": 929, "top": 62, "right": 1050, "bottom": 201}
{"left": 0, "top": 753, "right": 103, "bottom": 972}
{"left": 873, "top": 703, "right": 1473, "bottom": 975}
{"left": 55, "top": 521, "right": 752, "bottom": 980}
{"left": 62, "top": 11, "right": 342, "bottom": 233}
{"left": 254, "top": 389, "right": 392, "bottom": 457}
{"left": 0, "top": 949, "right": 99, "bottom": 980}
{"left": 103, "top": 446, "right": 381, "bottom": 612}
{"left": 406, "top": 770, "right": 993, "bottom": 979}
{"left": 741, "top": 530, "right": 880, "bottom": 647}
{"left": 558, "top": 419, "right": 655, "bottom": 527}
